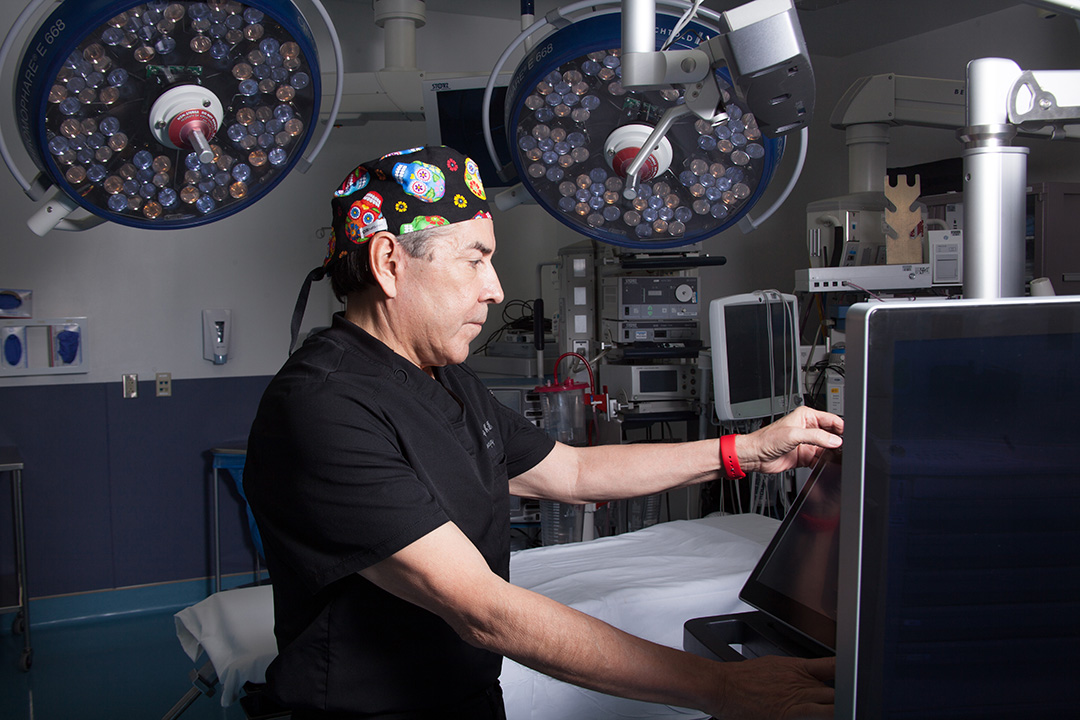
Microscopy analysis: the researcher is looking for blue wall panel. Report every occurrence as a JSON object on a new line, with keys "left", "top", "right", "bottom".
{"left": 0, "top": 383, "right": 113, "bottom": 597}
{"left": 0, "top": 376, "right": 270, "bottom": 598}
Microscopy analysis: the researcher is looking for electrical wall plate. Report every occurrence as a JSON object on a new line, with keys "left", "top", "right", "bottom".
{"left": 122, "top": 373, "right": 138, "bottom": 399}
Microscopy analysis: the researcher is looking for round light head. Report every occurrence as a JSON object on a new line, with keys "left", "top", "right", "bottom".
{"left": 505, "top": 12, "right": 783, "bottom": 249}
{"left": 15, "top": 0, "right": 322, "bottom": 229}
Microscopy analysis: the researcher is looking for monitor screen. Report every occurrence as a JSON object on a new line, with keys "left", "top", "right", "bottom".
{"left": 422, "top": 74, "right": 517, "bottom": 188}
{"left": 837, "top": 297, "right": 1080, "bottom": 719}
{"left": 740, "top": 450, "right": 841, "bottom": 652}
{"left": 710, "top": 292, "right": 802, "bottom": 421}
{"left": 639, "top": 367, "right": 678, "bottom": 394}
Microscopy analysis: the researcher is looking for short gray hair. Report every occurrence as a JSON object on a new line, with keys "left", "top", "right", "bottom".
{"left": 328, "top": 223, "right": 460, "bottom": 301}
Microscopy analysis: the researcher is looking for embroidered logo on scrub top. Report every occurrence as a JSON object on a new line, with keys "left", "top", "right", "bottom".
{"left": 482, "top": 419, "right": 496, "bottom": 451}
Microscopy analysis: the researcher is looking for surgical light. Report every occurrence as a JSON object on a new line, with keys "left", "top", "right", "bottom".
{"left": 1, "top": 0, "right": 342, "bottom": 234}
{"left": 486, "top": 0, "right": 814, "bottom": 250}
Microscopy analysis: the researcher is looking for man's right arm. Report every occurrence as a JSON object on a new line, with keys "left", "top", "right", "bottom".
{"left": 359, "top": 521, "right": 835, "bottom": 720}
{"left": 510, "top": 406, "right": 843, "bottom": 505}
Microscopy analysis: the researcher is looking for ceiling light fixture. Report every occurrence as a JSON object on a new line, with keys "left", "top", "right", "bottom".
{"left": 483, "top": 0, "right": 814, "bottom": 250}
{"left": 0, "top": 0, "right": 343, "bottom": 234}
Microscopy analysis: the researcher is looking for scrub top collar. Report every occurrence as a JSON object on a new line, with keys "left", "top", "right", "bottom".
{"left": 325, "top": 311, "right": 469, "bottom": 420}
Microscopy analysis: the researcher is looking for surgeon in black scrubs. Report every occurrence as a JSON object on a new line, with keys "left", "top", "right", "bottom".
{"left": 244, "top": 145, "right": 843, "bottom": 720}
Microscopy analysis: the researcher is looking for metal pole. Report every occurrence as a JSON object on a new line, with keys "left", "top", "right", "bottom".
{"left": 213, "top": 467, "right": 221, "bottom": 593}
{"left": 622, "top": 0, "right": 656, "bottom": 55}
{"left": 960, "top": 58, "right": 1029, "bottom": 299}
{"left": 845, "top": 123, "right": 890, "bottom": 194}
{"left": 11, "top": 463, "right": 31, "bottom": 670}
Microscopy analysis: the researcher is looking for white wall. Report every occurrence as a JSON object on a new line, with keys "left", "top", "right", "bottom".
{"left": 2, "top": 3, "right": 1078, "bottom": 390}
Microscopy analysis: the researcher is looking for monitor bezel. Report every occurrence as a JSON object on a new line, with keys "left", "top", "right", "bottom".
{"left": 709, "top": 291, "right": 803, "bottom": 422}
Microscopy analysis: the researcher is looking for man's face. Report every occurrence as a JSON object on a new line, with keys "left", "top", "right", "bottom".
{"left": 393, "top": 218, "right": 504, "bottom": 371}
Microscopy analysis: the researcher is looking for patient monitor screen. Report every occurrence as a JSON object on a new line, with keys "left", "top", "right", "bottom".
{"left": 724, "top": 301, "right": 795, "bottom": 404}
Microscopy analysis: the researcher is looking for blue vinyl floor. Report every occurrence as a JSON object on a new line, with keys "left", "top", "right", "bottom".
{"left": 0, "top": 608, "right": 247, "bottom": 720}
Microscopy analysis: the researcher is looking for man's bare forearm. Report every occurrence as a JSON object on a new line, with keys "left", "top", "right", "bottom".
{"left": 565, "top": 439, "right": 723, "bottom": 503}
{"left": 511, "top": 407, "right": 843, "bottom": 504}
{"left": 466, "top": 579, "right": 720, "bottom": 710}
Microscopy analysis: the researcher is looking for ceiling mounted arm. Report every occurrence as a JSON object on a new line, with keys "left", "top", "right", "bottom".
{"left": 1009, "top": 69, "right": 1080, "bottom": 138}
{"left": 623, "top": 0, "right": 815, "bottom": 137}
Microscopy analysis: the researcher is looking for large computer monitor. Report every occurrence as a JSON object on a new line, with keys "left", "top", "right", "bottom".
{"left": 837, "top": 297, "right": 1080, "bottom": 718}
{"left": 422, "top": 74, "right": 517, "bottom": 188}
{"left": 710, "top": 291, "right": 802, "bottom": 421}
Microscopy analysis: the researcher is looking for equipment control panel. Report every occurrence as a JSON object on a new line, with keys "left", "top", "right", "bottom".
{"left": 605, "top": 276, "right": 698, "bottom": 319}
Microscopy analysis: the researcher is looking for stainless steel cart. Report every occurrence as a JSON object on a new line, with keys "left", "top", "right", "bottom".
{"left": 1, "top": 446, "right": 31, "bottom": 671}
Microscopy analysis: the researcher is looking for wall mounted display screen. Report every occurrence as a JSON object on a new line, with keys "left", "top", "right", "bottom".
{"left": 423, "top": 74, "right": 517, "bottom": 188}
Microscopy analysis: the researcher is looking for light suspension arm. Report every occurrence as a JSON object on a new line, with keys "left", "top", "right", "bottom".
{"left": 737, "top": 124, "right": 807, "bottom": 233}
{"left": 0, "top": 0, "right": 55, "bottom": 199}
{"left": 622, "top": 0, "right": 814, "bottom": 137}
{"left": 296, "top": 0, "right": 343, "bottom": 172}
{"left": 482, "top": 0, "right": 725, "bottom": 181}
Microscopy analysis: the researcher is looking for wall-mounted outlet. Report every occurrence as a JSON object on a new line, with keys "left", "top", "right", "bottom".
{"left": 122, "top": 373, "right": 138, "bottom": 399}
{"left": 155, "top": 372, "right": 172, "bottom": 397}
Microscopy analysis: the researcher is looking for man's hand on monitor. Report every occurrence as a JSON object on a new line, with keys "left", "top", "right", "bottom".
{"left": 735, "top": 407, "right": 843, "bottom": 475}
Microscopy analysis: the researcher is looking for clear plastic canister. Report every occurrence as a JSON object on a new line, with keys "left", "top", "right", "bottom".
{"left": 534, "top": 380, "right": 589, "bottom": 447}
{"left": 535, "top": 379, "right": 590, "bottom": 544}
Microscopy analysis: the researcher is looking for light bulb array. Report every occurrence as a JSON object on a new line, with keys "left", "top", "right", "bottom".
{"left": 505, "top": 13, "right": 782, "bottom": 249}
{"left": 21, "top": 0, "right": 319, "bottom": 229}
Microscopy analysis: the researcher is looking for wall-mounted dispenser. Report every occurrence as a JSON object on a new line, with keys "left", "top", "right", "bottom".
{"left": 202, "top": 309, "right": 231, "bottom": 365}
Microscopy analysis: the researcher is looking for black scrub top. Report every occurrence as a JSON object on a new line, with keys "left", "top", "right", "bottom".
{"left": 244, "top": 313, "right": 555, "bottom": 716}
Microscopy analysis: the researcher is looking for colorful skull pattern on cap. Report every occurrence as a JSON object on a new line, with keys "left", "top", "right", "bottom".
{"left": 393, "top": 161, "right": 446, "bottom": 202}
{"left": 400, "top": 215, "right": 450, "bottom": 234}
{"left": 335, "top": 166, "right": 370, "bottom": 198}
{"left": 464, "top": 157, "right": 485, "bottom": 201}
{"left": 325, "top": 146, "right": 492, "bottom": 270}
{"left": 346, "top": 192, "right": 387, "bottom": 242}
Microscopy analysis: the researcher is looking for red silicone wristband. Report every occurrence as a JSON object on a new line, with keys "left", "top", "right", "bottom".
{"left": 720, "top": 434, "right": 745, "bottom": 479}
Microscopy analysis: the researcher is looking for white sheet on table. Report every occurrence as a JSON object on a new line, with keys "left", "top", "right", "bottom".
{"left": 172, "top": 513, "right": 779, "bottom": 712}
{"left": 500, "top": 514, "right": 779, "bottom": 720}
{"left": 174, "top": 584, "right": 277, "bottom": 707}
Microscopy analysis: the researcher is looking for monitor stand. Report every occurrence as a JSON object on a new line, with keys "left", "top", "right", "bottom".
{"left": 684, "top": 611, "right": 833, "bottom": 663}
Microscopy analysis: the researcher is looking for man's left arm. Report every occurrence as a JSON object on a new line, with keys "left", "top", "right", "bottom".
{"left": 510, "top": 406, "right": 843, "bottom": 504}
